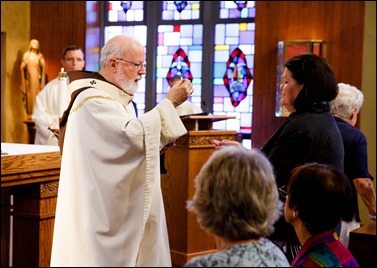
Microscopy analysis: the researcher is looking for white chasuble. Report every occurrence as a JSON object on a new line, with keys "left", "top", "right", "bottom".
{"left": 50, "top": 77, "right": 186, "bottom": 267}
{"left": 33, "top": 77, "right": 70, "bottom": 145}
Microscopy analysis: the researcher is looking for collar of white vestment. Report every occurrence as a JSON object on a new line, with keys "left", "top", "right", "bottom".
{"left": 68, "top": 71, "right": 134, "bottom": 107}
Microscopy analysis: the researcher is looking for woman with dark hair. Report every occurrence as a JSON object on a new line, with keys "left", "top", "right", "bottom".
{"left": 260, "top": 53, "right": 344, "bottom": 261}
{"left": 213, "top": 53, "right": 344, "bottom": 262}
{"left": 283, "top": 162, "right": 359, "bottom": 267}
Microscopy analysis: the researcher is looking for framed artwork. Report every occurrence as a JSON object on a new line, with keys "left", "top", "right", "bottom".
{"left": 275, "top": 40, "right": 327, "bottom": 117}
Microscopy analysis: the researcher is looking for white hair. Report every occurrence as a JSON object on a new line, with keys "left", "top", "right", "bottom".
{"left": 330, "top": 83, "right": 364, "bottom": 119}
{"left": 99, "top": 35, "right": 142, "bottom": 69}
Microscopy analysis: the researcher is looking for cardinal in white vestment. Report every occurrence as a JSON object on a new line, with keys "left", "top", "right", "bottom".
{"left": 50, "top": 35, "right": 193, "bottom": 267}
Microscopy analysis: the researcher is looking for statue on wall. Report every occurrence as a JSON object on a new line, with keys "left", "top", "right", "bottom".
{"left": 20, "top": 39, "right": 46, "bottom": 118}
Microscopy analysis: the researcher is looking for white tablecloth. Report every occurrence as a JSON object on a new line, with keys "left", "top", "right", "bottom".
{"left": 1, "top": 143, "right": 59, "bottom": 156}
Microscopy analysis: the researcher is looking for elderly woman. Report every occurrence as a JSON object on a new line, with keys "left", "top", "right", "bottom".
{"left": 184, "top": 146, "right": 290, "bottom": 267}
{"left": 283, "top": 162, "right": 359, "bottom": 267}
{"left": 330, "top": 83, "right": 376, "bottom": 247}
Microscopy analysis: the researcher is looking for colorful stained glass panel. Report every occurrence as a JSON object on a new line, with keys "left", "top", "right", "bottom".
{"left": 219, "top": 1, "right": 255, "bottom": 19}
{"left": 107, "top": 1, "right": 144, "bottom": 22}
{"left": 162, "top": 1, "right": 200, "bottom": 20}
{"left": 156, "top": 24, "right": 203, "bottom": 110}
{"left": 213, "top": 22, "right": 255, "bottom": 134}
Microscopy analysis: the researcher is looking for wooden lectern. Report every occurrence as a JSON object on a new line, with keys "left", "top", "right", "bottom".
{"left": 161, "top": 115, "right": 237, "bottom": 267}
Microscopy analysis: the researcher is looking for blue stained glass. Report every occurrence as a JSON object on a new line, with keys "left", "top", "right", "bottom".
{"left": 161, "top": 1, "right": 200, "bottom": 20}
{"left": 234, "top": 1, "right": 248, "bottom": 11}
{"left": 229, "top": 9, "right": 241, "bottom": 19}
{"left": 248, "top": 8, "right": 256, "bottom": 18}
{"left": 107, "top": 1, "right": 144, "bottom": 22}
{"left": 85, "top": 1, "right": 101, "bottom": 72}
{"left": 240, "top": 8, "right": 249, "bottom": 18}
{"left": 174, "top": 1, "right": 188, "bottom": 13}
{"left": 214, "top": 61, "right": 227, "bottom": 78}
{"left": 120, "top": 1, "right": 132, "bottom": 14}
{"left": 219, "top": 1, "right": 255, "bottom": 19}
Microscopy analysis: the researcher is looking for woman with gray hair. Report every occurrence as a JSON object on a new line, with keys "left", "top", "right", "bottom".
{"left": 184, "top": 146, "right": 290, "bottom": 267}
{"left": 330, "top": 83, "right": 364, "bottom": 124}
{"left": 330, "top": 83, "right": 376, "bottom": 248}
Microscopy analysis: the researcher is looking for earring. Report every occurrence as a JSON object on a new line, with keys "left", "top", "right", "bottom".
{"left": 293, "top": 211, "right": 296, "bottom": 218}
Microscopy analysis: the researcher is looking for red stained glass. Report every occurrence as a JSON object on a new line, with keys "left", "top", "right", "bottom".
{"left": 166, "top": 48, "right": 193, "bottom": 86}
{"left": 223, "top": 48, "right": 252, "bottom": 107}
{"left": 234, "top": 1, "right": 248, "bottom": 11}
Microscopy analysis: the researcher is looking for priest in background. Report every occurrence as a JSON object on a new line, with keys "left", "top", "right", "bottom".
{"left": 32, "top": 45, "right": 85, "bottom": 145}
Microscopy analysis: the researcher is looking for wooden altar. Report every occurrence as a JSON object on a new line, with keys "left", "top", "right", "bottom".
{"left": 1, "top": 143, "right": 61, "bottom": 267}
{"left": 161, "top": 115, "right": 237, "bottom": 267}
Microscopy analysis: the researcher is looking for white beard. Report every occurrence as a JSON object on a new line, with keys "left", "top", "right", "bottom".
{"left": 115, "top": 67, "right": 138, "bottom": 95}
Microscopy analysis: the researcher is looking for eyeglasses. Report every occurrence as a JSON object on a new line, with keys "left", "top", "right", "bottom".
{"left": 114, "top": 58, "right": 146, "bottom": 70}
{"left": 278, "top": 185, "right": 288, "bottom": 198}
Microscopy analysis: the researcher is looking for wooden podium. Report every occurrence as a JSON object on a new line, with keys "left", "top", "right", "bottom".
{"left": 161, "top": 115, "right": 237, "bottom": 267}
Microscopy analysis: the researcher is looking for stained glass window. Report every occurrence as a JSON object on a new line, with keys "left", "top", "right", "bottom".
{"left": 107, "top": 1, "right": 144, "bottom": 22}
{"left": 98, "top": 1, "right": 256, "bottom": 141}
{"left": 156, "top": 25, "right": 203, "bottom": 111}
{"left": 85, "top": 1, "right": 101, "bottom": 72}
{"left": 219, "top": 1, "right": 256, "bottom": 19}
{"left": 212, "top": 22, "right": 255, "bottom": 134}
{"left": 162, "top": 1, "right": 201, "bottom": 20}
